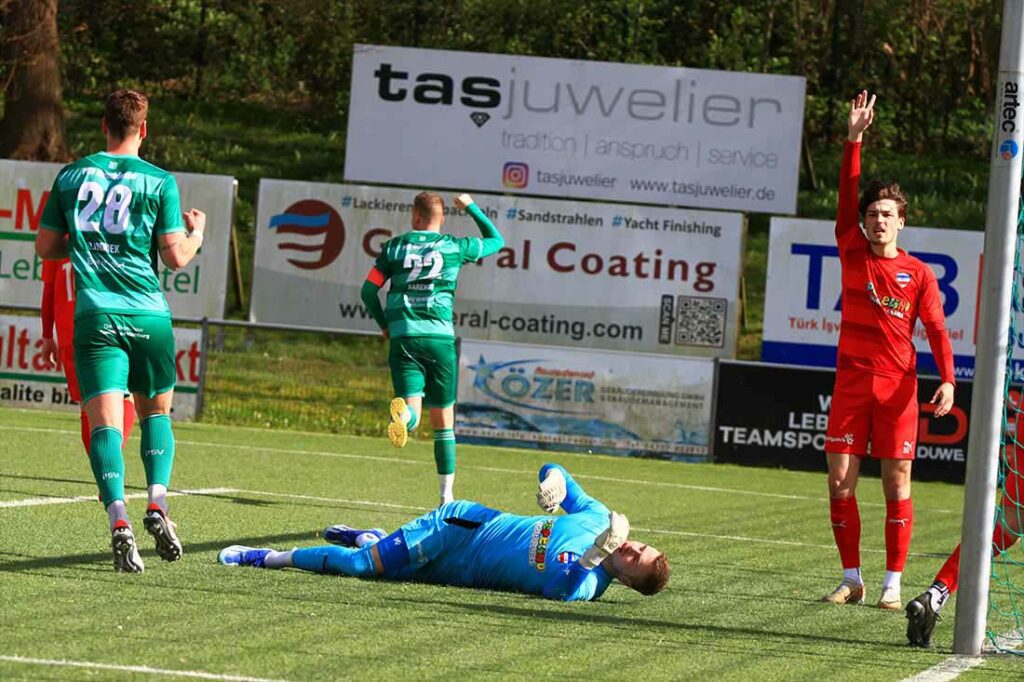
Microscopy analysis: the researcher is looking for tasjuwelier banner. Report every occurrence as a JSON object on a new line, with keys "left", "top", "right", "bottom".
{"left": 251, "top": 180, "right": 745, "bottom": 357}
{"left": 0, "top": 159, "right": 236, "bottom": 318}
{"left": 712, "top": 361, "right": 975, "bottom": 483}
{"left": 456, "top": 339, "right": 714, "bottom": 459}
{"left": 0, "top": 314, "right": 203, "bottom": 420}
{"left": 345, "top": 44, "right": 806, "bottom": 214}
{"left": 761, "top": 217, "right": 1005, "bottom": 381}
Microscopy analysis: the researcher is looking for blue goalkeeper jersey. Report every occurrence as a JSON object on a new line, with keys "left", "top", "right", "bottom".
{"left": 394, "top": 466, "right": 614, "bottom": 601}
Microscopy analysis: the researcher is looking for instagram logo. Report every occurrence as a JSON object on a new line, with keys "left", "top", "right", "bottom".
{"left": 502, "top": 161, "right": 529, "bottom": 189}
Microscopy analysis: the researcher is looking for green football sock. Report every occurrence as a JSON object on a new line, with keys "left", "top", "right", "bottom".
{"left": 433, "top": 428, "right": 456, "bottom": 475}
{"left": 141, "top": 414, "right": 175, "bottom": 488}
{"left": 89, "top": 427, "right": 125, "bottom": 507}
{"left": 405, "top": 406, "right": 419, "bottom": 432}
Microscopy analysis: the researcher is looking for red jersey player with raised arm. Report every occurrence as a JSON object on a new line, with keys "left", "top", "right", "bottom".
{"left": 40, "top": 257, "right": 135, "bottom": 454}
{"left": 821, "top": 90, "right": 956, "bottom": 611}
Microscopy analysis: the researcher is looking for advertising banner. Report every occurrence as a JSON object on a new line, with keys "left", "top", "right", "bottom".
{"left": 345, "top": 44, "right": 806, "bottom": 214}
{"left": 0, "top": 159, "right": 236, "bottom": 319}
{"left": 455, "top": 339, "right": 714, "bottom": 459}
{"left": 251, "top": 179, "right": 745, "bottom": 357}
{"left": 0, "top": 314, "right": 203, "bottom": 420}
{"left": 762, "top": 217, "right": 994, "bottom": 381}
{"left": 712, "top": 360, "right": 974, "bottom": 483}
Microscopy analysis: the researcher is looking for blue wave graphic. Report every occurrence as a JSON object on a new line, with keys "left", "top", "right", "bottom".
{"left": 268, "top": 212, "right": 332, "bottom": 229}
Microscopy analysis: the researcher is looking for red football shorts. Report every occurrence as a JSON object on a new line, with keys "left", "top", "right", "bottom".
{"left": 825, "top": 370, "right": 919, "bottom": 459}
{"left": 59, "top": 345, "right": 82, "bottom": 403}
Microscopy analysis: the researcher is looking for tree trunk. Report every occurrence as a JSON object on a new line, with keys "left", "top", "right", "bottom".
{"left": 0, "top": 0, "right": 69, "bottom": 162}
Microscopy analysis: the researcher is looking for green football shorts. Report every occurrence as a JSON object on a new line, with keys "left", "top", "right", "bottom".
{"left": 74, "top": 313, "right": 177, "bottom": 403}
{"left": 388, "top": 336, "right": 458, "bottom": 408}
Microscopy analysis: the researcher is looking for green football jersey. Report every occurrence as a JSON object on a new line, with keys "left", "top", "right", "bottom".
{"left": 375, "top": 231, "right": 484, "bottom": 338}
{"left": 40, "top": 152, "right": 185, "bottom": 319}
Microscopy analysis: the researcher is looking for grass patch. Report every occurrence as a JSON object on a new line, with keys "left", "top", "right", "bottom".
{"left": 2, "top": 407, "right": 1023, "bottom": 679}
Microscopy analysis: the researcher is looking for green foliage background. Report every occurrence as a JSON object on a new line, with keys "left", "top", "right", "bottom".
{"left": 55, "top": 0, "right": 1001, "bottom": 151}
{"left": 12, "top": 1, "right": 1001, "bottom": 432}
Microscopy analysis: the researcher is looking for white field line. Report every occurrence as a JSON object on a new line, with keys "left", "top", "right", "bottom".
{"left": 0, "top": 425, "right": 957, "bottom": 514}
{"left": 902, "top": 656, "right": 987, "bottom": 682}
{"left": 901, "top": 633, "right": 1023, "bottom": 681}
{"left": 0, "top": 487, "right": 236, "bottom": 509}
{"left": 0, "top": 655, "right": 289, "bottom": 682}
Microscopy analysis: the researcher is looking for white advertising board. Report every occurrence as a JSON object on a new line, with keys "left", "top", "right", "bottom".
{"left": 456, "top": 339, "right": 714, "bottom": 459}
{"left": 345, "top": 44, "right": 806, "bottom": 214}
{"left": 762, "top": 218, "right": 993, "bottom": 380}
{"left": 251, "top": 179, "right": 745, "bottom": 357}
{"left": 0, "top": 159, "right": 235, "bottom": 318}
{"left": 0, "top": 314, "right": 203, "bottom": 420}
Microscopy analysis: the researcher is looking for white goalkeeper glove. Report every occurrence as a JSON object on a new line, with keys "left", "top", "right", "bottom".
{"left": 536, "top": 468, "right": 567, "bottom": 513}
{"left": 580, "top": 511, "right": 630, "bottom": 569}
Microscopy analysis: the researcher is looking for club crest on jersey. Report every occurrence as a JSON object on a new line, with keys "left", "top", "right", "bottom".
{"left": 557, "top": 551, "right": 580, "bottom": 564}
{"left": 528, "top": 519, "right": 555, "bottom": 571}
{"left": 895, "top": 272, "right": 911, "bottom": 288}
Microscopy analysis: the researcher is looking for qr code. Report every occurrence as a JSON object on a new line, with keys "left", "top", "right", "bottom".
{"left": 675, "top": 296, "right": 727, "bottom": 348}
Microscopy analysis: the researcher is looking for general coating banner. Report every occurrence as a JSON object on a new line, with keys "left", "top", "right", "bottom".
{"left": 0, "top": 159, "right": 236, "bottom": 319}
{"left": 762, "top": 218, "right": 995, "bottom": 381}
{"left": 0, "top": 314, "right": 203, "bottom": 420}
{"left": 345, "top": 44, "right": 806, "bottom": 214}
{"left": 251, "top": 179, "right": 745, "bottom": 357}
{"left": 712, "top": 361, "right": 974, "bottom": 483}
{"left": 456, "top": 339, "right": 714, "bottom": 459}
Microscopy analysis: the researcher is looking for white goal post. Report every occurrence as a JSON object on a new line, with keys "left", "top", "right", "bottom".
{"left": 953, "top": 0, "right": 1024, "bottom": 657}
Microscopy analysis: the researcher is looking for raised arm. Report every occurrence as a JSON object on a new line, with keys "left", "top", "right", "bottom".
{"left": 836, "top": 91, "right": 875, "bottom": 250}
{"left": 918, "top": 268, "right": 956, "bottom": 416}
{"left": 454, "top": 193, "right": 504, "bottom": 260}
{"left": 360, "top": 267, "right": 390, "bottom": 335}
{"left": 158, "top": 210, "right": 205, "bottom": 270}
{"left": 536, "top": 464, "right": 608, "bottom": 517}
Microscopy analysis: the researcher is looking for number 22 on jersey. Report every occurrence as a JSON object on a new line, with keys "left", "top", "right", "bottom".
{"left": 403, "top": 248, "right": 442, "bottom": 281}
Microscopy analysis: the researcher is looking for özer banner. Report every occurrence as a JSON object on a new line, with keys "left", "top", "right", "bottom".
{"left": 250, "top": 179, "right": 745, "bottom": 357}
{"left": 762, "top": 218, "right": 994, "bottom": 381}
{"left": 0, "top": 314, "right": 203, "bottom": 420}
{"left": 456, "top": 339, "right": 714, "bottom": 459}
{"left": 345, "top": 44, "right": 806, "bottom": 214}
{"left": 0, "top": 159, "right": 236, "bottom": 318}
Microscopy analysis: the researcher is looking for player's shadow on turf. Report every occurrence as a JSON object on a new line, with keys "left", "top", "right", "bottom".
{"left": 0, "top": 531, "right": 315, "bottom": 573}
{"left": 0, "top": 472, "right": 107, "bottom": 487}
{"left": 397, "top": 599, "right": 908, "bottom": 650}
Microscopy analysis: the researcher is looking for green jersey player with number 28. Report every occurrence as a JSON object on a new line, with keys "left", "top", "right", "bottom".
{"left": 35, "top": 88, "right": 206, "bottom": 574}
{"left": 361, "top": 192, "right": 504, "bottom": 506}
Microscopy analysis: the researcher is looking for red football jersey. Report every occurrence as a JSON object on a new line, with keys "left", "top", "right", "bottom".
{"left": 834, "top": 142, "right": 955, "bottom": 384}
{"left": 41, "top": 258, "right": 76, "bottom": 347}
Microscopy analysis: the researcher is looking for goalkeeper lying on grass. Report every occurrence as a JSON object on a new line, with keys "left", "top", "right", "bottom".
{"left": 219, "top": 464, "right": 670, "bottom": 601}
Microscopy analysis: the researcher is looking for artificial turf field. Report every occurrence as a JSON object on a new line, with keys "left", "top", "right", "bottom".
{"left": 1, "top": 407, "right": 1022, "bottom": 681}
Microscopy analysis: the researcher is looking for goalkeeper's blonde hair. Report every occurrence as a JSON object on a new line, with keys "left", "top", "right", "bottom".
{"left": 634, "top": 553, "right": 670, "bottom": 596}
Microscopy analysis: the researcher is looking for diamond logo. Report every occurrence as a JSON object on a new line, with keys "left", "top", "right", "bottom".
{"left": 470, "top": 112, "right": 490, "bottom": 128}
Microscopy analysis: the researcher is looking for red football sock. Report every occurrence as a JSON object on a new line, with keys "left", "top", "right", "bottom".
{"left": 885, "top": 498, "right": 914, "bottom": 572}
{"left": 993, "top": 523, "right": 1017, "bottom": 554}
{"left": 934, "top": 524, "right": 1019, "bottom": 594}
{"left": 79, "top": 410, "right": 90, "bottom": 455}
{"left": 935, "top": 544, "right": 961, "bottom": 592}
{"left": 830, "top": 496, "right": 861, "bottom": 569}
{"left": 122, "top": 399, "right": 137, "bottom": 444}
